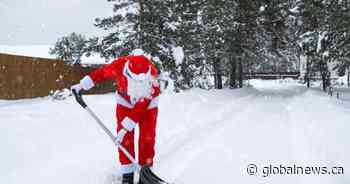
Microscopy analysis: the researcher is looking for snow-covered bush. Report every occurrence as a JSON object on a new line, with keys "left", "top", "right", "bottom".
{"left": 49, "top": 88, "right": 71, "bottom": 100}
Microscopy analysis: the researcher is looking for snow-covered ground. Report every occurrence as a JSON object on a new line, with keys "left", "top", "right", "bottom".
{"left": 1, "top": 80, "right": 349, "bottom": 184}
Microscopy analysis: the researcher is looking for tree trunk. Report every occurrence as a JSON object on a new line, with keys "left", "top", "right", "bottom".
{"left": 348, "top": 66, "right": 350, "bottom": 88}
{"left": 319, "top": 60, "right": 328, "bottom": 92}
{"left": 229, "top": 56, "right": 236, "bottom": 89}
{"left": 213, "top": 58, "right": 222, "bottom": 89}
{"left": 217, "top": 58, "right": 223, "bottom": 89}
{"left": 321, "top": 73, "right": 327, "bottom": 92}
{"left": 238, "top": 57, "right": 243, "bottom": 88}
{"left": 306, "top": 58, "right": 310, "bottom": 88}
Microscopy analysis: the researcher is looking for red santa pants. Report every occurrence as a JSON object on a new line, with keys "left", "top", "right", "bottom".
{"left": 116, "top": 104, "right": 158, "bottom": 173}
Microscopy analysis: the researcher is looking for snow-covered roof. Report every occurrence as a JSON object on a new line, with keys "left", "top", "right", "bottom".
{"left": 0, "top": 45, "right": 107, "bottom": 65}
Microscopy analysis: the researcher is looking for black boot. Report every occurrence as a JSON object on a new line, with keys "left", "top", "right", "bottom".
{"left": 122, "top": 173, "right": 134, "bottom": 184}
{"left": 138, "top": 178, "right": 144, "bottom": 184}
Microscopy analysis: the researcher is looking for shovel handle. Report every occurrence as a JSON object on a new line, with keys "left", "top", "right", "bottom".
{"left": 72, "top": 89, "right": 140, "bottom": 168}
{"left": 72, "top": 89, "right": 87, "bottom": 108}
{"left": 71, "top": 89, "right": 167, "bottom": 183}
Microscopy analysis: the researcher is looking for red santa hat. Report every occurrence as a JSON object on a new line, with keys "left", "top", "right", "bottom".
{"left": 123, "top": 56, "right": 152, "bottom": 81}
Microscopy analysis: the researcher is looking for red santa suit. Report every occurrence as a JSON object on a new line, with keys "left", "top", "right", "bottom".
{"left": 78, "top": 55, "right": 160, "bottom": 174}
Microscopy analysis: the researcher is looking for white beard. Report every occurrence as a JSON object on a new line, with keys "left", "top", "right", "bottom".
{"left": 127, "top": 77, "right": 152, "bottom": 104}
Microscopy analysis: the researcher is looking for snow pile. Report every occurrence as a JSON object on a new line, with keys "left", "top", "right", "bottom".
{"left": 1, "top": 80, "right": 350, "bottom": 184}
{"left": 334, "top": 75, "right": 349, "bottom": 87}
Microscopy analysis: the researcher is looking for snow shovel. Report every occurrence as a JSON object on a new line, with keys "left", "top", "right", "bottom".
{"left": 72, "top": 90, "right": 168, "bottom": 184}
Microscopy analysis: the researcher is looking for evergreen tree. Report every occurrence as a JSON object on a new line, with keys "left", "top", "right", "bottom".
{"left": 94, "top": 0, "right": 140, "bottom": 59}
{"left": 170, "top": 0, "right": 207, "bottom": 90}
{"left": 325, "top": 0, "right": 350, "bottom": 87}
{"left": 49, "top": 32, "right": 88, "bottom": 65}
{"left": 201, "top": 0, "right": 228, "bottom": 89}
{"left": 228, "top": 0, "right": 261, "bottom": 88}
{"left": 298, "top": 0, "right": 329, "bottom": 90}
{"left": 50, "top": 0, "right": 350, "bottom": 91}
{"left": 94, "top": 0, "right": 176, "bottom": 81}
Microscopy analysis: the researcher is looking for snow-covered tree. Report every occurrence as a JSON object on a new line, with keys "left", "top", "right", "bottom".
{"left": 49, "top": 32, "right": 88, "bottom": 65}
{"left": 50, "top": 0, "right": 350, "bottom": 91}
{"left": 295, "top": 0, "right": 350, "bottom": 90}
{"left": 171, "top": 0, "right": 208, "bottom": 89}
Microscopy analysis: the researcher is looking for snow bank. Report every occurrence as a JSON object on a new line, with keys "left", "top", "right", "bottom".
{"left": 335, "top": 75, "right": 349, "bottom": 87}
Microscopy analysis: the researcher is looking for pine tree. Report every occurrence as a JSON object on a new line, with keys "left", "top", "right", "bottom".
{"left": 49, "top": 32, "right": 88, "bottom": 65}
{"left": 201, "top": 0, "right": 228, "bottom": 89}
{"left": 50, "top": 0, "right": 350, "bottom": 91}
{"left": 298, "top": 0, "right": 329, "bottom": 90}
{"left": 94, "top": 0, "right": 176, "bottom": 75}
{"left": 170, "top": 0, "right": 207, "bottom": 89}
{"left": 295, "top": 0, "right": 350, "bottom": 91}
{"left": 325, "top": 0, "right": 350, "bottom": 87}
{"left": 258, "top": 0, "right": 299, "bottom": 73}
{"left": 94, "top": 0, "right": 140, "bottom": 59}
{"left": 229, "top": 0, "right": 261, "bottom": 88}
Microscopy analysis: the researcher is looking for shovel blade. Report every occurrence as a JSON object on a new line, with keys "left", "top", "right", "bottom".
{"left": 140, "top": 166, "right": 168, "bottom": 184}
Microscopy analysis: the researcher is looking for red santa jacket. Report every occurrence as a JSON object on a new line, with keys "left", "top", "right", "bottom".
{"left": 79, "top": 55, "right": 160, "bottom": 130}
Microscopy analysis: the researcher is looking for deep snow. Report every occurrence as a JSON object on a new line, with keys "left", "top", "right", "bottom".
{"left": 1, "top": 80, "right": 349, "bottom": 184}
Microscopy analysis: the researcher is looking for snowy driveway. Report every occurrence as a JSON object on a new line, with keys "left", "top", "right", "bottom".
{"left": 1, "top": 80, "right": 349, "bottom": 184}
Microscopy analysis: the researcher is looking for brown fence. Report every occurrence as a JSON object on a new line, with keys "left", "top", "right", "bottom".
{"left": 0, "top": 53, "right": 114, "bottom": 99}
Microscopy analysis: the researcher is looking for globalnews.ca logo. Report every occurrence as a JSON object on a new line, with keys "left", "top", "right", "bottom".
{"left": 247, "top": 163, "right": 344, "bottom": 178}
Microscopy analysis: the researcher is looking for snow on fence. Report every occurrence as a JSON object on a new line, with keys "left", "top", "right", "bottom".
{"left": 0, "top": 53, "right": 114, "bottom": 99}
{"left": 244, "top": 72, "right": 300, "bottom": 80}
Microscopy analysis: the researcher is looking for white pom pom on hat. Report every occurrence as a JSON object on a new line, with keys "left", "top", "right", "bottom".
{"left": 130, "top": 49, "right": 145, "bottom": 56}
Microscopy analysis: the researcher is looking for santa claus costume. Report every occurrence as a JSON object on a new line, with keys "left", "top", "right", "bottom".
{"left": 71, "top": 51, "right": 160, "bottom": 184}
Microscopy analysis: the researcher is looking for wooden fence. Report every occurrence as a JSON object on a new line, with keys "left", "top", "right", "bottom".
{"left": 0, "top": 53, "right": 114, "bottom": 99}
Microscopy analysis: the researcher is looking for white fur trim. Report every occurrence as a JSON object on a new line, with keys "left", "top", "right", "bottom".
{"left": 116, "top": 93, "right": 134, "bottom": 108}
{"left": 131, "top": 49, "right": 145, "bottom": 56}
{"left": 115, "top": 129, "right": 127, "bottom": 143}
{"left": 80, "top": 76, "right": 95, "bottom": 90}
{"left": 120, "top": 163, "right": 136, "bottom": 174}
{"left": 147, "top": 96, "right": 159, "bottom": 109}
{"left": 121, "top": 117, "right": 137, "bottom": 131}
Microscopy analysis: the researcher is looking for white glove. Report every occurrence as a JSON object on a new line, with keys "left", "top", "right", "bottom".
{"left": 71, "top": 76, "right": 95, "bottom": 94}
{"left": 115, "top": 128, "right": 128, "bottom": 144}
{"left": 71, "top": 84, "right": 83, "bottom": 93}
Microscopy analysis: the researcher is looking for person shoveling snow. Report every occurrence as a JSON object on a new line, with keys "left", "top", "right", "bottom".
{"left": 71, "top": 50, "right": 165, "bottom": 184}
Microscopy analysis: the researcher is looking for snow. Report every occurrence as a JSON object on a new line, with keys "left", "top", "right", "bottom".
{"left": 114, "top": 0, "right": 139, "bottom": 17}
{"left": 0, "top": 45, "right": 107, "bottom": 64}
{"left": 335, "top": 75, "right": 349, "bottom": 86}
{"left": 1, "top": 80, "right": 350, "bottom": 184}
{"left": 172, "top": 46, "right": 184, "bottom": 66}
{"left": 165, "top": 22, "right": 177, "bottom": 31}
{"left": 130, "top": 49, "right": 145, "bottom": 56}
{"left": 0, "top": 45, "right": 55, "bottom": 59}
{"left": 259, "top": 6, "right": 266, "bottom": 12}
{"left": 290, "top": 6, "right": 299, "bottom": 14}
{"left": 130, "top": 48, "right": 152, "bottom": 61}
